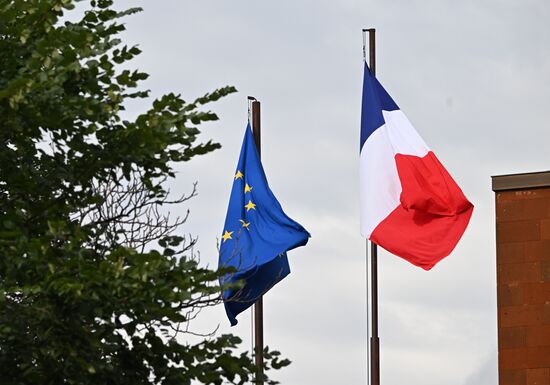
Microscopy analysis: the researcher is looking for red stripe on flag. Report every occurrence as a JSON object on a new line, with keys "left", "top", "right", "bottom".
{"left": 370, "top": 151, "right": 474, "bottom": 270}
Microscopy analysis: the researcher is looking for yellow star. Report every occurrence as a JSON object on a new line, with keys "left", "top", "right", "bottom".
{"left": 221, "top": 230, "right": 233, "bottom": 242}
{"left": 244, "top": 183, "right": 253, "bottom": 193}
{"left": 244, "top": 200, "right": 256, "bottom": 211}
{"left": 234, "top": 170, "right": 244, "bottom": 180}
{"left": 240, "top": 219, "right": 251, "bottom": 230}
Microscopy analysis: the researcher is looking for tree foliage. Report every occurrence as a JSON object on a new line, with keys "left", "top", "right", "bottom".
{"left": 0, "top": 1, "right": 288, "bottom": 384}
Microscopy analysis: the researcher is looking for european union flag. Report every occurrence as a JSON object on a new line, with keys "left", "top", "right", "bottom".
{"left": 218, "top": 124, "right": 310, "bottom": 326}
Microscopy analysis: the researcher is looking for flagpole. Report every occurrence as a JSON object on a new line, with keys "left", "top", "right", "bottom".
{"left": 363, "top": 27, "right": 380, "bottom": 385}
{"left": 249, "top": 96, "right": 264, "bottom": 383}
{"left": 370, "top": 241, "right": 380, "bottom": 385}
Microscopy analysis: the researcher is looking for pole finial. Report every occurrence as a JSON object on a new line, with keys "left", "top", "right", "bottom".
{"left": 362, "top": 29, "right": 367, "bottom": 62}
{"left": 362, "top": 28, "right": 376, "bottom": 75}
{"left": 361, "top": 28, "right": 375, "bottom": 63}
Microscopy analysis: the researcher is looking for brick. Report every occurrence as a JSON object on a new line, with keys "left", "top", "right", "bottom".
{"left": 498, "top": 189, "right": 550, "bottom": 202}
{"left": 526, "top": 368, "right": 549, "bottom": 385}
{"left": 500, "top": 347, "right": 529, "bottom": 370}
{"left": 525, "top": 241, "right": 550, "bottom": 262}
{"left": 524, "top": 199, "right": 550, "bottom": 220}
{"left": 500, "top": 327, "right": 526, "bottom": 348}
{"left": 527, "top": 346, "right": 550, "bottom": 367}
{"left": 543, "top": 304, "right": 550, "bottom": 325}
{"left": 499, "top": 283, "right": 524, "bottom": 306}
{"left": 499, "top": 243, "right": 525, "bottom": 264}
{"left": 498, "top": 200, "right": 526, "bottom": 222}
{"left": 498, "top": 221, "right": 541, "bottom": 243}
{"left": 523, "top": 282, "right": 550, "bottom": 305}
{"left": 500, "top": 305, "right": 544, "bottom": 327}
{"left": 498, "top": 199, "right": 550, "bottom": 222}
{"left": 501, "top": 369, "right": 526, "bottom": 385}
{"left": 526, "top": 325, "right": 550, "bottom": 347}
{"left": 523, "top": 190, "right": 550, "bottom": 200}
{"left": 497, "top": 191, "right": 528, "bottom": 202}
{"left": 543, "top": 261, "right": 550, "bottom": 282}
{"left": 497, "top": 191, "right": 518, "bottom": 202}
{"left": 543, "top": 220, "right": 550, "bottom": 240}
{"left": 499, "top": 262, "right": 541, "bottom": 284}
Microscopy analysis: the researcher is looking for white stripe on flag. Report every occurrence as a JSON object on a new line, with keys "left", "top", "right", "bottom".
{"left": 359, "top": 110, "right": 429, "bottom": 237}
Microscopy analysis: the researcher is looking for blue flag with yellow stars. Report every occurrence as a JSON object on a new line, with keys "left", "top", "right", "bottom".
{"left": 218, "top": 123, "right": 310, "bottom": 326}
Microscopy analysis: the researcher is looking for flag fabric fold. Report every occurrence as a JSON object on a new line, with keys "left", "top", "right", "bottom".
{"left": 360, "top": 63, "right": 473, "bottom": 270}
{"left": 219, "top": 124, "right": 310, "bottom": 325}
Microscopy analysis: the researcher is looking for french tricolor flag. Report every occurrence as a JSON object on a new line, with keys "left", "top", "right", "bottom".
{"left": 360, "top": 63, "right": 474, "bottom": 270}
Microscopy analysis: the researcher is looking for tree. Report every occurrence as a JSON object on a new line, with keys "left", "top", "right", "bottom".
{"left": 0, "top": 1, "right": 288, "bottom": 384}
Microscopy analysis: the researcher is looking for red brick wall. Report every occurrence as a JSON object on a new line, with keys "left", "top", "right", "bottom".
{"left": 496, "top": 188, "right": 550, "bottom": 385}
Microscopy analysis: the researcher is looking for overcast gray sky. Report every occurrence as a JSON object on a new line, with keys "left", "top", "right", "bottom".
{"left": 112, "top": 1, "right": 550, "bottom": 384}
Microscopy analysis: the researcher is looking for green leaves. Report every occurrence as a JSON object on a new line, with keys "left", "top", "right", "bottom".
{"left": 0, "top": 2, "right": 286, "bottom": 384}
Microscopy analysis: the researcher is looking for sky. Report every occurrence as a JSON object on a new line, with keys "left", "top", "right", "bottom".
{"left": 107, "top": 1, "right": 550, "bottom": 384}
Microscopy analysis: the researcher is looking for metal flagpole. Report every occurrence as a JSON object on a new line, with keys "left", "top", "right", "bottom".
{"left": 249, "top": 96, "right": 264, "bottom": 383}
{"left": 363, "top": 27, "right": 380, "bottom": 385}
{"left": 370, "top": 241, "right": 380, "bottom": 385}
{"left": 361, "top": 29, "right": 371, "bottom": 385}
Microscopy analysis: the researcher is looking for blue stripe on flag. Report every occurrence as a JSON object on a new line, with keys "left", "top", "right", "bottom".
{"left": 360, "top": 63, "right": 399, "bottom": 151}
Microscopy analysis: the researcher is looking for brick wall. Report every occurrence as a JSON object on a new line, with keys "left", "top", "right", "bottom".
{"left": 496, "top": 188, "right": 550, "bottom": 385}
